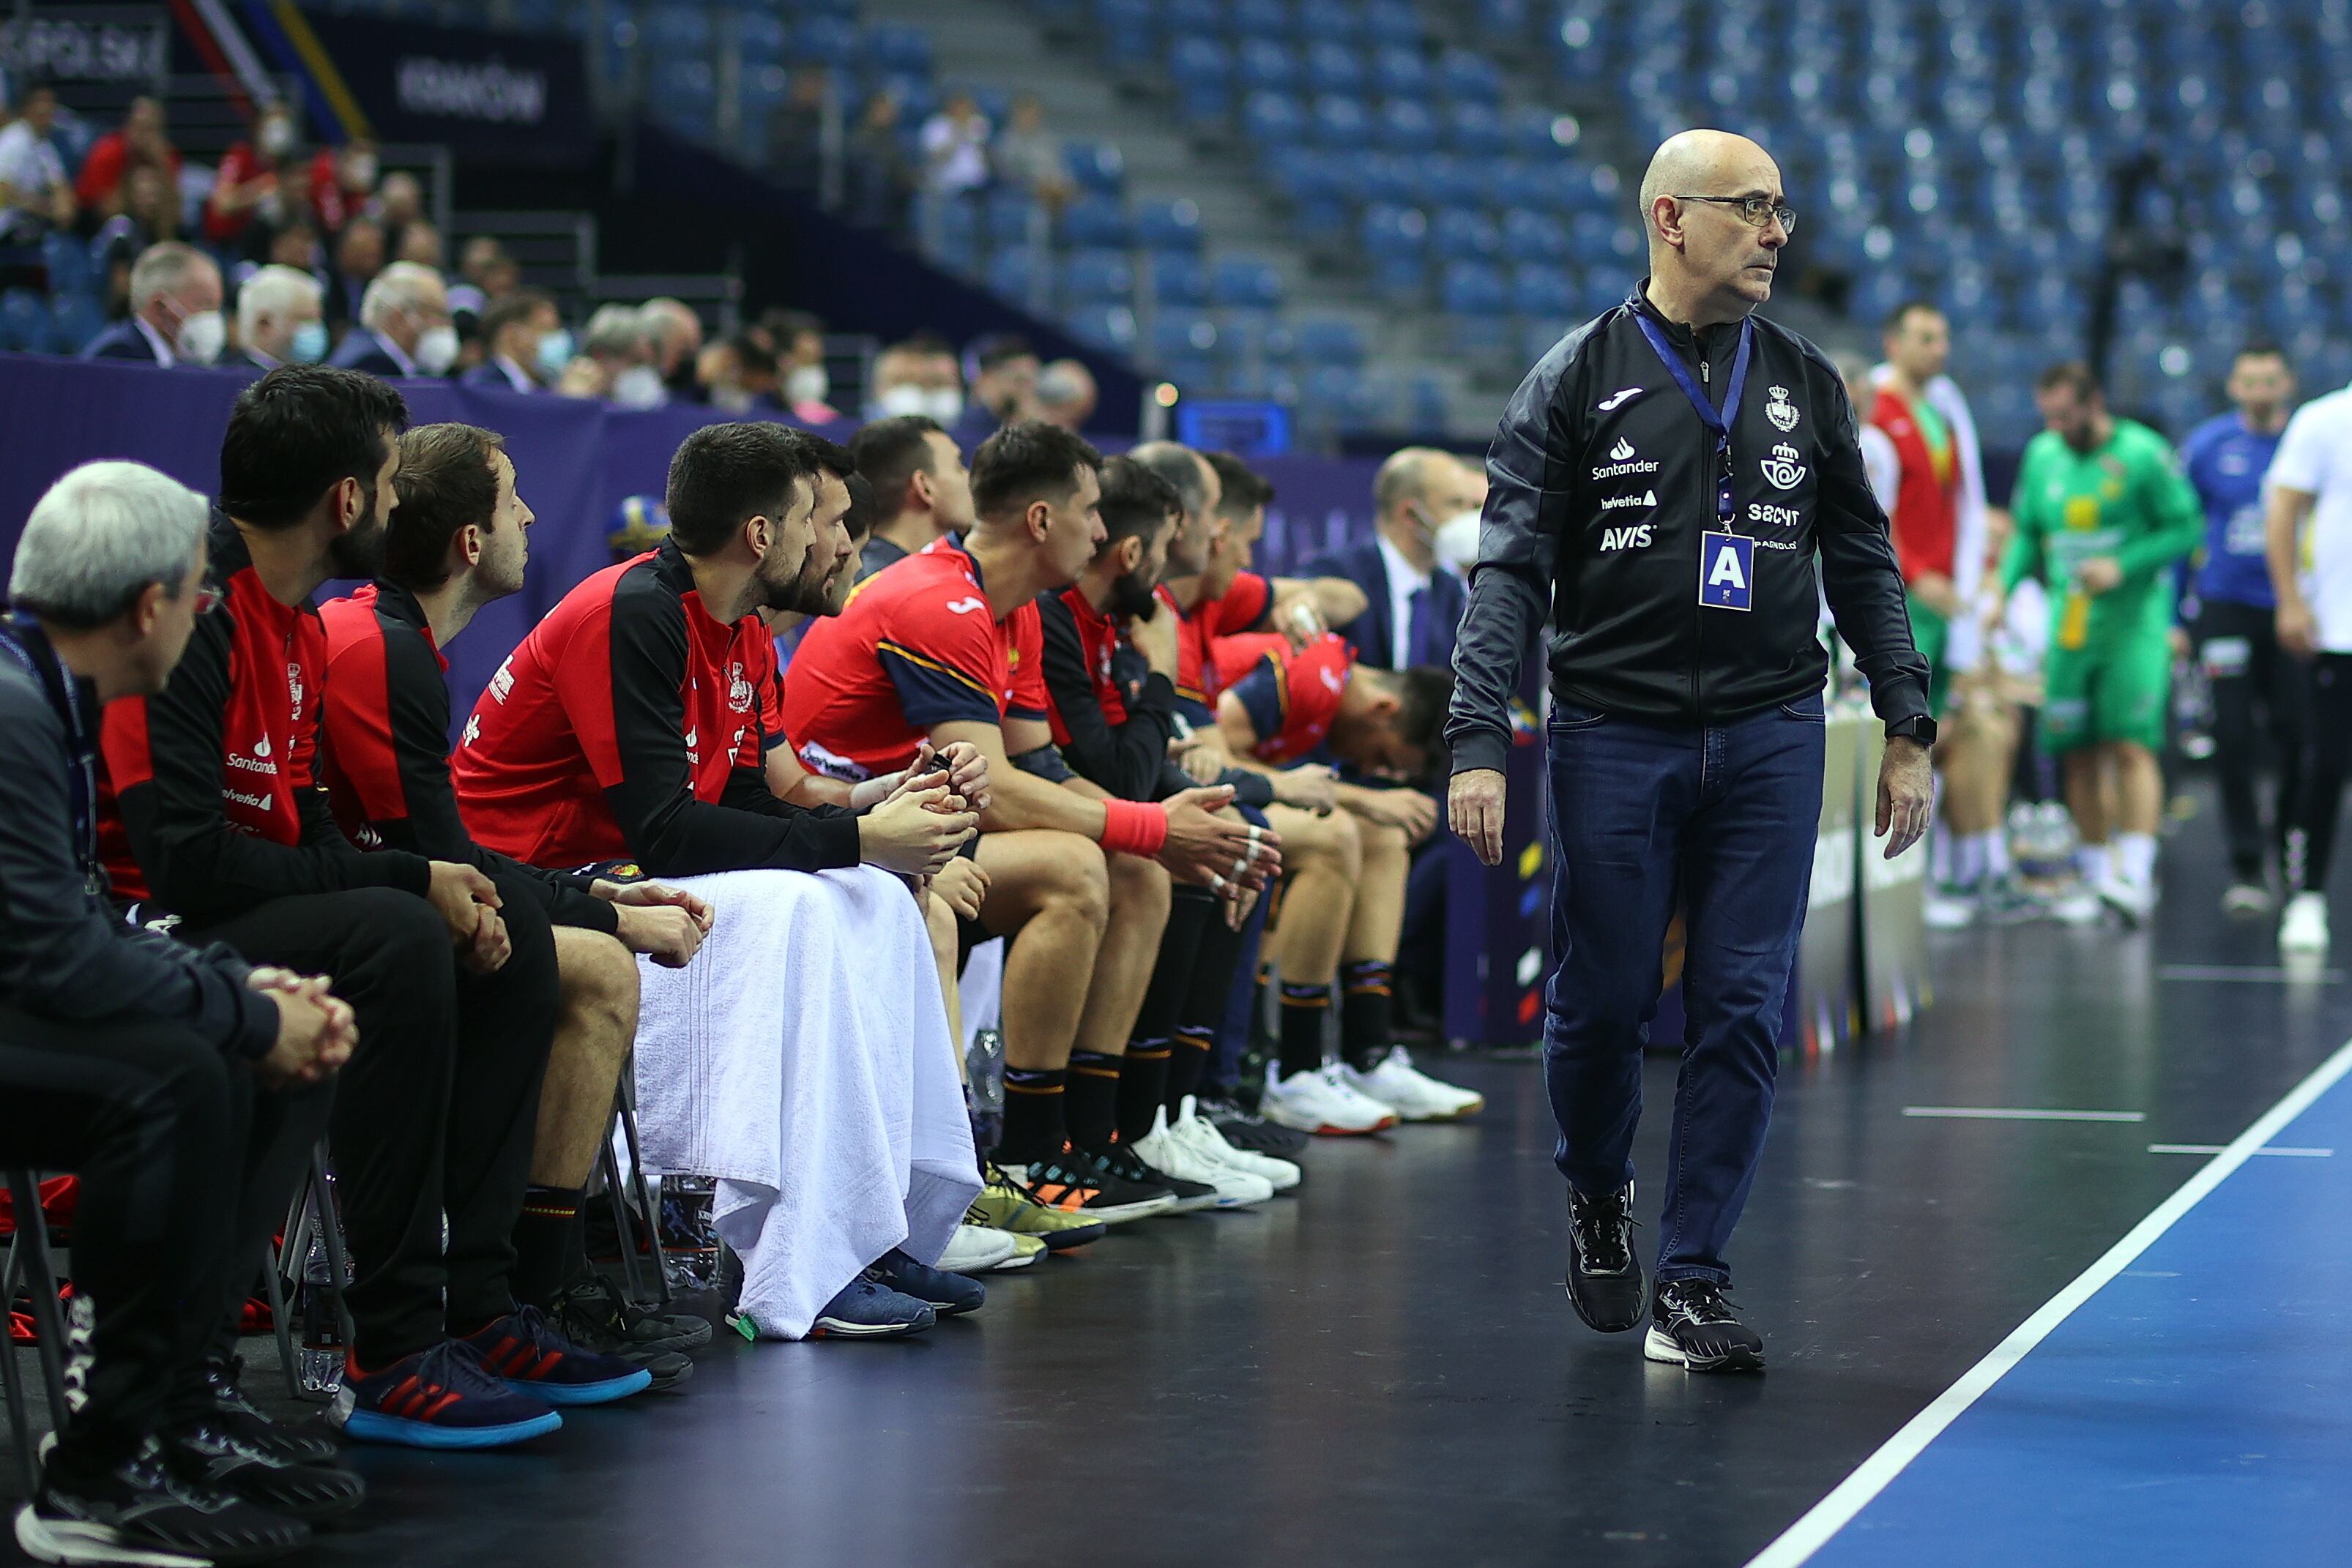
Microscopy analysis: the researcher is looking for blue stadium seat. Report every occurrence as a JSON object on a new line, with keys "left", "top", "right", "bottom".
{"left": 1061, "top": 196, "right": 1132, "bottom": 248}
{"left": 1413, "top": 153, "right": 1484, "bottom": 209}
{"left": 1361, "top": 202, "right": 1428, "bottom": 258}
{"left": 644, "top": 4, "right": 712, "bottom": 55}
{"left": 1150, "top": 252, "right": 1211, "bottom": 306}
{"left": 0, "top": 290, "right": 53, "bottom": 353}
{"left": 1474, "top": 0, "right": 1531, "bottom": 45}
{"left": 1169, "top": 34, "right": 1234, "bottom": 92}
{"left": 1166, "top": 0, "right": 1224, "bottom": 34}
{"left": 1501, "top": 209, "right": 1569, "bottom": 263}
{"left": 1433, "top": 206, "right": 1500, "bottom": 260}
{"left": 986, "top": 190, "right": 1043, "bottom": 247}
{"left": 1063, "top": 305, "right": 1138, "bottom": 354}
{"left": 1447, "top": 102, "right": 1508, "bottom": 155}
{"left": 1295, "top": 0, "right": 1362, "bottom": 41}
{"left": 1508, "top": 264, "right": 1574, "bottom": 317}
{"left": 868, "top": 25, "right": 931, "bottom": 75}
{"left": 1237, "top": 39, "right": 1297, "bottom": 92}
{"left": 40, "top": 232, "right": 89, "bottom": 297}
{"left": 735, "top": 10, "right": 787, "bottom": 61}
{"left": 1135, "top": 198, "right": 1205, "bottom": 252}
{"left": 50, "top": 291, "right": 103, "bottom": 355}
{"left": 1152, "top": 313, "right": 1221, "bottom": 364}
{"left": 792, "top": 16, "right": 859, "bottom": 67}
{"left": 1210, "top": 255, "right": 1284, "bottom": 308}
{"left": 1522, "top": 317, "right": 1572, "bottom": 363}
{"left": 1309, "top": 94, "right": 1370, "bottom": 148}
{"left": 1243, "top": 91, "right": 1306, "bottom": 143}
{"left": 1405, "top": 373, "right": 1450, "bottom": 434}
{"left": 1303, "top": 42, "right": 1365, "bottom": 94}
{"left": 1066, "top": 141, "right": 1125, "bottom": 195}
{"left": 1230, "top": 0, "right": 1292, "bottom": 38}
{"left": 989, "top": 247, "right": 1052, "bottom": 306}
{"left": 1370, "top": 45, "right": 1429, "bottom": 100}
{"left": 1375, "top": 99, "right": 1438, "bottom": 153}
{"left": 1362, "top": 0, "right": 1420, "bottom": 47}
{"left": 1294, "top": 316, "right": 1366, "bottom": 366}
{"left": 507, "top": 0, "right": 570, "bottom": 31}
{"left": 1062, "top": 250, "right": 1135, "bottom": 304}
{"left": 1437, "top": 48, "right": 1502, "bottom": 100}
{"left": 1302, "top": 365, "right": 1389, "bottom": 433}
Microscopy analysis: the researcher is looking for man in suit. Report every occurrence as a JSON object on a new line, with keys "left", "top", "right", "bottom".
{"left": 460, "top": 288, "right": 562, "bottom": 392}
{"left": 80, "top": 242, "right": 223, "bottom": 365}
{"left": 1303, "top": 448, "right": 1479, "bottom": 672}
{"left": 225, "top": 263, "right": 325, "bottom": 371}
{"left": 330, "top": 261, "right": 455, "bottom": 378}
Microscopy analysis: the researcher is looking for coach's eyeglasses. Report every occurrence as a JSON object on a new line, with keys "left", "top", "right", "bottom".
{"left": 1673, "top": 194, "right": 1798, "bottom": 235}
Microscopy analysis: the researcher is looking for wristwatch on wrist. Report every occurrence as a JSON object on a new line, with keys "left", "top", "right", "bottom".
{"left": 1886, "top": 714, "right": 1938, "bottom": 747}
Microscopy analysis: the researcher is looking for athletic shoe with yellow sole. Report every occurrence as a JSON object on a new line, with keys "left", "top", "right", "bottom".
{"left": 970, "top": 1164, "right": 1111, "bottom": 1248}
{"left": 996, "top": 1147, "right": 1176, "bottom": 1226}
{"left": 993, "top": 1233, "right": 1047, "bottom": 1271}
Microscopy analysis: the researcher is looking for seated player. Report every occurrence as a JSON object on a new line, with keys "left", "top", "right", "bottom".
{"left": 318, "top": 422, "right": 718, "bottom": 1381}
{"left": 849, "top": 413, "right": 973, "bottom": 579}
{"left": 100, "top": 367, "right": 653, "bottom": 1452}
{"left": 1035, "top": 455, "right": 1299, "bottom": 1201}
{"left": 1212, "top": 630, "right": 1486, "bottom": 1130}
{"left": 784, "top": 422, "right": 1279, "bottom": 1220}
{"left": 453, "top": 424, "right": 986, "bottom": 1341}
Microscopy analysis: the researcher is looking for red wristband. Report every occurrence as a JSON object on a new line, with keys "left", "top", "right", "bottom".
{"left": 1098, "top": 798, "right": 1169, "bottom": 859}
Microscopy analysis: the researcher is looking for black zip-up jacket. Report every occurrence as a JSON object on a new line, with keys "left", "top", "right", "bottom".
{"left": 316, "top": 580, "right": 619, "bottom": 936}
{"left": 1446, "top": 284, "right": 1929, "bottom": 775}
{"left": 0, "top": 619, "right": 278, "bottom": 1059}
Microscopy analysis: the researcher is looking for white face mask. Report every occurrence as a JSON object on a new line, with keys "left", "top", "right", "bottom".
{"left": 786, "top": 365, "right": 830, "bottom": 406}
{"left": 924, "top": 387, "right": 966, "bottom": 426}
{"left": 412, "top": 323, "right": 459, "bottom": 376}
{"left": 345, "top": 152, "right": 378, "bottom": 189}
{"left": 174, "top": 308, "right": 226, "bottom": 365}
{"left": 874, "top": 383, "right": 930, "bottom": 419}
{"left": 611, "top": 365, "right": 668, "bottom": 409}
{"left": 1432, "top": 509, "right": 1483, "bottom": 577}
{"left": 259, "top": 117, "right": 295, "bottom": 157}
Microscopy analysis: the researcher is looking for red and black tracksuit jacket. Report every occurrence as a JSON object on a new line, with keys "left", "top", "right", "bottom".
{"left": 452, "top": 540, "right": 861, "bottom": 878}
{"left": 1035, "top": 586, "right": 1272, "bottom": 808}
{"left": 316, "top": 580, "right": 617, "bottom": 935}
{"left": 98, "top": 510, "right": 432, "bottom": 919}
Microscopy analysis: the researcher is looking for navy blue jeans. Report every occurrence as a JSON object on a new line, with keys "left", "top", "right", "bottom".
{"left": 1541, "top": 693, "right": 1826, "bottom": 1285}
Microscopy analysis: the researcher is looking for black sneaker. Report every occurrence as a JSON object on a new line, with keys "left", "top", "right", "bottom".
{"left": 548, "top": 1272, "right": 714, "bottom": 1363}
{"left": 1084, "top": 1138, "right": 1220, "bottom": 1215}
{"left": 200, "top": 1354, "right": 340, "bottom": 1466}
{"left": 1198, "top": 1093, "right": 1311, "bottom": 1159}
{"left": 17, "top": 1436, "right": 312, "bottom": 1564}
{"left": 1564, "top": 1181, "right": 1646, "bottom": 1333}
{"left": 1644, "top": 1278, "right": 1765, "bottom": 1373}
{"left": 1000, "top": 1146, "right": 1177, "bottom": 1225}
{"left": 161, "top": 1415, "right": 365, "bottom": 1522}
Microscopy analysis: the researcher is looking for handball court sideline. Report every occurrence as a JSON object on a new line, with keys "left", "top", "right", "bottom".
{"left": 6, "top": 786, "right": 2349, "bottom": 1567}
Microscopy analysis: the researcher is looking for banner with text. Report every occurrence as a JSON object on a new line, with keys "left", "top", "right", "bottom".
{"left": 294, "top": 10, "right": 592, "bottom": 164}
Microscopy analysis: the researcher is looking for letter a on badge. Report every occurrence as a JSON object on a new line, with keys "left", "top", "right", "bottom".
{"left": 1698, "top": 531, "right": 1754, "bottom": 611}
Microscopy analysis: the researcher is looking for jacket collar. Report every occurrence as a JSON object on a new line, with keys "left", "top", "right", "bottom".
{"left": 1628, "top": 279, "right": 1748, "bottom": 358}
{"left": 365, "top": 578, "right": 449, "bottom": 669}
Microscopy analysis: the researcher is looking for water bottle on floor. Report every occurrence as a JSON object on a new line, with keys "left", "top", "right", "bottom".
{"left": 297, "top": 1231, "right": 345, "bottom": 1398}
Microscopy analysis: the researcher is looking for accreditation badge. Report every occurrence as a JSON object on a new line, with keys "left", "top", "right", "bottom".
{"left": 1699, "top": 531, "right": 1754, "bottom": 611}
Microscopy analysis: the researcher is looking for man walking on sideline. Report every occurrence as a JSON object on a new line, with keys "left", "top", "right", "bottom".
{"left": 1447, "top": 130, "right": 1934, "bottom": 1373}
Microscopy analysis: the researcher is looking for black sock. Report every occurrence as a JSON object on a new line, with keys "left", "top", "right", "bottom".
{"left": 1166, "top": 1024, "right": 1213, "bottom": 1110}
{"left": 998, "top": 1066, "right": 1068, "bottom": 1165}
{"left": 512, "top": 1184, "right": 586, "bottom": 1310}
{"left": 1117, "top": 1042, "right": 1171, "bottom": 1144}
{"left": 1279, "top": 982, "right": 1331, "bottom": 1080}
{"left": 1168, "top": 892, "right": 1247, "bottom": 1112}
{"left": 1065, "top": 1050, "right": 1123, "bottom": 1151}
{"left": 1341, "top": 959, "right": 1395, "bottom": 1072}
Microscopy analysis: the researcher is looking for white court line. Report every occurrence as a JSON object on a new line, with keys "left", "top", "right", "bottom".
{"left": 1748, "top": 1035, "right": 2352, "bottom": 1568}
{"left": 2146, "top": 1143, "right": 2334, "bottom": 1157}
{"left": 1902, "top": 1106, "right": 2145, "bottom": 1122}
{"left": 2159, "top": 964, "right": 2344, "bottom": 983}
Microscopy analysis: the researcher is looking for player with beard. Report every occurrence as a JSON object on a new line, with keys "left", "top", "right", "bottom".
{"left": 100, "top": 367, "right": 652, "bottom": 1455}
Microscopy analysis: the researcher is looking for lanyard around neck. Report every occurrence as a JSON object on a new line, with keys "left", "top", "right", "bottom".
{"left": 1634, "top": 313, "right": 1754, "bottom": 525}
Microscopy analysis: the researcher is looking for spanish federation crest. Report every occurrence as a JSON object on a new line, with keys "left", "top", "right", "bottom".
{"left": 727, "top": 661, "right": 755, "bottom": 714}
{"left": 1765, "top": 385, "right": 1799, "bottom": 432}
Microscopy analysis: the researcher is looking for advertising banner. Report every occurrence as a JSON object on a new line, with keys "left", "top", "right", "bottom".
{"left": 294, "top": 10, "right": 592, "bottom": 165}
{"left": 1856, "top": 723, "right": 1932, "bottom": 1031}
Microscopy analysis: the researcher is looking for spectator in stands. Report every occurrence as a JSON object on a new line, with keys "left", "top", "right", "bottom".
{"left": 957, "top": 333, "right": 1043, "bottom": 446}
{"left": 204, "top": 101, "right": 300, "bottom": 261}
{"left": 308, "top": 137, "right": 377, "bottom": 236}
{"left": 695, "top": 331, "right": 781, "bottom": 415}
{"left": 395, "top": 218, "right": 445, "bottom": 272}
{"left": 3, "top": 460, "right": 357, "bottom": 1566}
{"left": 330, "top": 215, "right": 385, "bottom": 328}
{"left": 98, "top": 365, "right": 656, "bottom": 1448}
{"left": 850, "top": 414, "right": 973, "bottom": 577}
{"left": 329, "top": 261, "right": 455, "bottom": 378}
{"left": 462, "top": 287, "right": 562, "bottom": 392}
{"left": 868, "top": 332, "right": 964, "bottom": 424}
{"left": 643, "top": 296, "right": 706, "bottom": 401}
{"left": 761, "top": 307, "right": 840, "bottom": 422}
{"left": 458, "top": 235, "right": 519, "bottom": 302}
{"left": 1036, "top": 357, "right": 1097, "bottom": 431}
{"left": 846, "top": 90, "right": 917, "bottom": 234}
{"left": 1303, "top": 448, "right": 1475, "bottom": 672}
{"left": 263, "top": 215, "right": 326, "bottom": 285}
{"left": 374, "top": 171, "right": 425, "bottom": 247}
{"left": 992, "top": 94, "right": 1076, "bottom": 215}
{"left": 767, "top": 66, "right": 831, "bottom": 189}
{"left": 580, "top": 302, "right": 665, "bottom": 407}
{"left": 92, "top": 163, "right": 179, "bottom": 316}
{"left": 82, "top": 242, "right": 225, "bottom": 365}
{"left": 73, "top": 93, "right": 180, "bottom": 220}
{"left": 920, "top": 92, "right": 993, "bottom": 200}
{"left": 230, "top": 263, "right": 327, "bottom": 371}
{"left": 0, "top": 81, "right": 75, "bottom": 246}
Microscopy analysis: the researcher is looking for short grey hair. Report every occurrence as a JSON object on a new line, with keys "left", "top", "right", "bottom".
{"left": 129, "top": 242, "right": 217, "bottom": 314}
{"left": 9, "top": 461, "right": 209, "bottom": 628}
{"left": 238, "top": 264, "right": 323, "bottom": 342}
{"left": 1128, "top": 441, "right": 1208, "bottom": 521}
{"left": 360, "top": 261, "right": 446, "bottom": 332}
{"left": 582, "top": 302, "right": 650, "bottom": 359}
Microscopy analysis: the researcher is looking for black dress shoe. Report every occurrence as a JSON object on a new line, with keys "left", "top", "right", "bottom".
{"left": 1564, "top": 1181, "right": 1647, "bottom": 1332}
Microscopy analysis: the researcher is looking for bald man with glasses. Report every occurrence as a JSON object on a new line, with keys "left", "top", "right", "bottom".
{"left": 1447, "top": 130, "right": 1933, "bottom": 1371}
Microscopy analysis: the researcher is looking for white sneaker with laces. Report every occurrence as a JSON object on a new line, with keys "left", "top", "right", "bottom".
{"left": 936, "top": 1224, "right": 1020, "bottom": 1274}
{"left": 1169, "top": 1095, "right": 1300, "bottom": 1192}
{"left": 1260, "top": 1064, "right": 1397, "bottom": 1135}
{"left": 1922, "top": 886, "right": 1979, "bottom": 930}
{"left": 2094, "top": 870, "right": 2156, "bottom": 929}
{"left": 1132, "top": 1105, "right": 1274, "bottom": 1207}
{"left": 2048, "top": 884, "right": 2105, "bottom": 926}
{"left": 2222, "top": 881, "right": 2274, "bottom": 918}
{"left": 2280, "top": 890, "right": 2330, "bottom": 953}
{"left": 1342, "top": 1048, "right": 1485, "bottom": 1121}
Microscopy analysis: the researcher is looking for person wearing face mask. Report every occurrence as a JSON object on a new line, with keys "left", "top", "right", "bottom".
{"left": 228, "top": 264, "right": 329, "bottom": 372}
{"left": 692, "top": 333, "right": 781, "bottom": 416}
{"left": 581, "top": 303, "right": 669, "bottom": 409}
{"left": 333, "top": 261, "right": 459, "bottom": 378}
{"left": 83, "top": 242, "right": 228, "bottom": 366}
{"left": 461, "top": 288, "right": 563, "bottom": 392}
{"left": 642, "top": 297, "right": 707, "bottom": 402}
{"left": 1301, "top": 448, "right": 1478, "bottom": 675}
{"left": 205, "top": 102, "right": 299, "bottom": 259}
{"left": 767, "top": 310, "right": 839, "bottom": 422}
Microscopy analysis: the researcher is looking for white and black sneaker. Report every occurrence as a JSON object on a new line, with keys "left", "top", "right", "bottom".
{"left": 1643, "top": 1278, "right": 1765, "bottom": 1373}
{"left": 1564, "top": 1181, "right": 1645, "bottom": 1333}
{"left": 15, "top": 1435, "right": 312, "bottom": 1565}
{"left": 160, "top": 1416, "right": 365, "bottom": 1523}
{"left": 198, "top": 1356, "right": 338, "bottom": 1468}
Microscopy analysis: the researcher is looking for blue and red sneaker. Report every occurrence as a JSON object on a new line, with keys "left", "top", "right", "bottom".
{"left": 330, "top": 1340, "right": 563, "bottom": 1449}
{"left": 458, "top": 1306, "right": 655, "bottom": 1406}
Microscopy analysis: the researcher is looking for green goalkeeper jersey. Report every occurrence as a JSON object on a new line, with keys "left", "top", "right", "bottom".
{"left": 2001, "top": 417, "right": 2203, "bottom": 652}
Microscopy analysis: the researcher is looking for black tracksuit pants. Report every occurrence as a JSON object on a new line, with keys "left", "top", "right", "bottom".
{"left": 183, "top": 875, "right": 559, "bottom": 1368}
{"left": 0, "top": 1001, "right": 321, "bottom": 1471}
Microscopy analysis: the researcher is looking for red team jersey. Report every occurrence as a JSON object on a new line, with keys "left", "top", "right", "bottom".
{"left": 1169, "top": 570, "right": 1272, "bottom": 714}
{"left": 782, "top": 536, "right": 1047, "bottom": 780}
{"left": 1213, "top": 630, "right": 1355, "bottom": 766}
